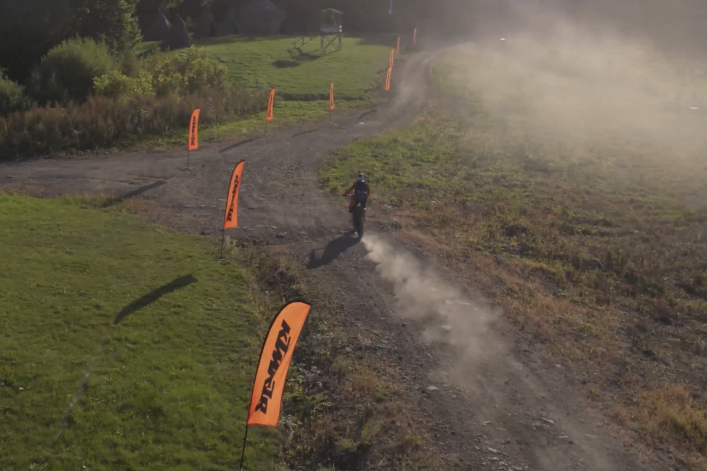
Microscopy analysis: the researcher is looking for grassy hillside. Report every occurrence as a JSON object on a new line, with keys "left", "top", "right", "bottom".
{"left": 321, "top": 45, "right": 707, "bottom": 470}
{"left": 0, "top": 196, "right": 278, "bottom": 471}
{"left": 182, "top": 36, "right": 391, "bottom": 100}
{"left": 123, "top": 35, "right": 394, "bottom": 149}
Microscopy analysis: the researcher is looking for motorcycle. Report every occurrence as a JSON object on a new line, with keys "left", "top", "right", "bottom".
{"left": 346, "top": 196, "right": 366, "bottom": 238}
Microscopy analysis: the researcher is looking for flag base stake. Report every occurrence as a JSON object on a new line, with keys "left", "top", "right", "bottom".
{"left": 220, "top": 229, "right": 226, "bottom": 259}
{"left": 239, "top": 425, "right": 250, "bottom": 471}
{"left": 182, "top": 149, "right": 192, "bottom": 171}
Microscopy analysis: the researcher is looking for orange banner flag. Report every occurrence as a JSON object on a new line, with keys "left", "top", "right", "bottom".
{"left": 414, "top": 28, "right": 417, "bottom": 46}
{"left": 389, "top": 49, "right": 395, "bottom": 69}
{"left": 247, "top": 301, "right": 311, "bottom": 427}
{"left": 397, "top": 36, "right": 400, "bottom": 54}
{"left": 223, "top": 160, "right": 245, "bottom": 230}
{"left": 266, "top": 88, "right": 276, "bottom": 121}
{"left": 188, "top": 109, "right": 200, "bottom": 151}
{"left": 385, "top": 67, "right": 392, "bottom": 91}
{"left": 329, "top": 82, "right": 335, "bottom": 111}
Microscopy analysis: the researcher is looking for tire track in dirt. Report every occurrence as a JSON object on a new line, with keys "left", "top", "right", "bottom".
{"left": 0, "top": 47, "right": 656, "bottom": 471}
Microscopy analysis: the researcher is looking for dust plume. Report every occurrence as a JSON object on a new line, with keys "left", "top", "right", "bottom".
{"left": 362, "top": 234, "right": 503, "bottom": 364}
{"left": 448, "top": 3, "right": 707, "bottom": 163}
{"left": 363, "top": 235, "right": 627, "bottom": 470}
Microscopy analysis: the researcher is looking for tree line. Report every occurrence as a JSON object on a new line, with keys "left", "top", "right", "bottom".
{"left": 1, "top": 0, "right": 706, "bottom": 83}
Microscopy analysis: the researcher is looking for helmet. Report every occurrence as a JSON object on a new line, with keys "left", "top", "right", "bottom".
{"left": 356, "top": 173, "right": 365, "bottom": 183}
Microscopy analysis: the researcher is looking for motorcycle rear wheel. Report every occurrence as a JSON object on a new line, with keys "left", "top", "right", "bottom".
{"left": 353, "top": 207, "right": 365, "bottom": 238}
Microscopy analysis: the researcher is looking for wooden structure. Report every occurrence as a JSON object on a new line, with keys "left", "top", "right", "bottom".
{"left": 319, "top": 8, "right": 343, "bottom": 53}
{"left": 290, "top": 8, "right": 343, "bottom": 55}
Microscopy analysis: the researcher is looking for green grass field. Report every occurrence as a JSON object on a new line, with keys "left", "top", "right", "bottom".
{"left": 184, "top": 36, "right": 392, "bottom": 100}
{"left": 320, "top": 46, "right": 707, "bottom": 470}
{"left": 124, "top": 35, "right": 393, "bottom": 150}
{"left": 0, "top": 196, "right": 279, "bottom": 471}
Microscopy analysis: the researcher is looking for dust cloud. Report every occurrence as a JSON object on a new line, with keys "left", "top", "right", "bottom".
{"left": 362, "top": 233, "right": 633, "bottom": 471}
{"left": 357, "top": 5, "right": 707, "bottom": 468}
{"left": 450, "top": 2, "right": 707, "bottom": 161}
{"left": 362, "top": 234, "right": 503, "bottom": 364}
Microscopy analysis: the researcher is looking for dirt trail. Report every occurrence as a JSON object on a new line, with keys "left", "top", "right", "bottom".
{"left": 0, "top": 49, "right": 656, "bottom": 471}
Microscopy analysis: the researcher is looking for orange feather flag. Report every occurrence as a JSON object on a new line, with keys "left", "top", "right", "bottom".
{"left": 266, "top": 88, "right": 276, "bottom": 121}
{"left": 247, "top": 301, "right": 311, "bottom": 427}
{"left": 385, "top": 67, "right": 392, "bottom": 91}
{"left": 389, "top": 48, "right": 395, "bottom": 69}
{"left": 188, "top": 109, "right": 200, "bottom": 151}
{"left": 397, "top": 36, "right": 400, "bottom": 54}
{"left": 329, "top": 82, "right": 335, "bottom": 111}
{"left": 223, "top": 160, "right": 245, "bottom": 230}
{"left": 414, "top": 28, "right": 417, "bottom": 46}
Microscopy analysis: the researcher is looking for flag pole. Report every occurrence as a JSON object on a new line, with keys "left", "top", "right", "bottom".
{"left": 239, "top": 424, "right": 250, "bottom": 471}
{"left": 220, "top": 229, "right": 225, "bottom": 259}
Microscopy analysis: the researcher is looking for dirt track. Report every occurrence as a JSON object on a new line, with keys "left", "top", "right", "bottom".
{"left": 0, "top": 49, "right": 658, "bottom": 471}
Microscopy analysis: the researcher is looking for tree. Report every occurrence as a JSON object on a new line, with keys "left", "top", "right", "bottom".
{"left": 0, "top": 0, "right": 141, "bottom": 83}
{"left": 72, "top": 0, "right": 142, "bottom": 50}
{"left": 0, "top": 0, "right": 76, "bottom": 82}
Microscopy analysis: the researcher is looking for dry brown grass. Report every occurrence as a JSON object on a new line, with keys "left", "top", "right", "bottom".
{"left": 0, "top": 85, "right": 266, "bottom": 159}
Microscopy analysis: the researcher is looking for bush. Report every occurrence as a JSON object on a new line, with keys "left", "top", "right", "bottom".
{"left": 29, "top": 38, "right": 118, "bottom": 104}
{"left": 94, "top": 70, "right": 154, "bottom": 98}
{"left": 139, "top": 47, "right": 228, "bottom": 97}
{"left": 0, "top": 71, "right": 26, "bottom": 114}
{"left": 94, "top": 47, "right": 229, "bottom": 100}
{"left": 0, "top": 0, "right": 140, "bottom": 84}
{"left": 0, "top": 85, "right": 267, "bottom": 159}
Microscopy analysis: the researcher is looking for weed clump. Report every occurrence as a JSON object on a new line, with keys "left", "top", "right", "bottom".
{"left": 0, "top": 85, "right": 266, "bottom": 159}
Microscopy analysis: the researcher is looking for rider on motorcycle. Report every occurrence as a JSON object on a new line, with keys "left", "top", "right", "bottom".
{"left": 343, "top": 173, "right": 370, "bottom": 216}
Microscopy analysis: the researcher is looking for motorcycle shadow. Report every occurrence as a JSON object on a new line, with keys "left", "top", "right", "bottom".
{"left": 307, "top": 233, "right": 361, "bottom": 269}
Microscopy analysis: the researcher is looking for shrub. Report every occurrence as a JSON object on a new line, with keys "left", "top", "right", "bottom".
{"left": 0, "top": 85, "right": 267, "bottom": 159}
{"left": 118, "top": 47, "right": 141, "bottom": 77}
{"left": 29, "top": 38, "right": 118, "bottom": 104}
{"left": 0, "top": 71, "right": 26, "bottom": 114}
{"left": 94, "top": 47, "right": 228, "bottom": 100}
{"left": 94, "top": 71, "right": 154, "bottom": 98}
{"left": 140, "top": 47, "right": 228, "bottom": 97}
{"left": 94, "top": 47, "right": 229, "bottom": 100}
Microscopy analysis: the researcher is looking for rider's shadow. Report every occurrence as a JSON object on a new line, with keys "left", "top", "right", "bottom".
{"left": 307, "top": 234, "right": 360, "bottom": 269}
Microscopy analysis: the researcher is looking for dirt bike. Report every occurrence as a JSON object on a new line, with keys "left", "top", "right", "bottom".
{"left": 346, "top": 196, "right": 366, "bottom": 238}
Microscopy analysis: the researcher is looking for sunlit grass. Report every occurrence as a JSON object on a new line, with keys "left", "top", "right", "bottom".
{"left": 0, "top": 196, "right": 278, "bottom": 471}
{"left": 189, "top": 35, "right": 392, "bottom": 100}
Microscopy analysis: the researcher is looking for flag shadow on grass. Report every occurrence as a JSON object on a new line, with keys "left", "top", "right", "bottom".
{"left": 113, "top": 275, "right": 198, "bottom": 325}
{"left": 102, "top": 181, "right": 167, "bottom": 208}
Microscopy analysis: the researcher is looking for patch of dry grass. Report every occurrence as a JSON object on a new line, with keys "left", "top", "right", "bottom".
{"left": 638, "top": 385, "right": 707, "bottom": 451}
{"left": 0, "top": 86, "right": 267, "bottom": 159}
